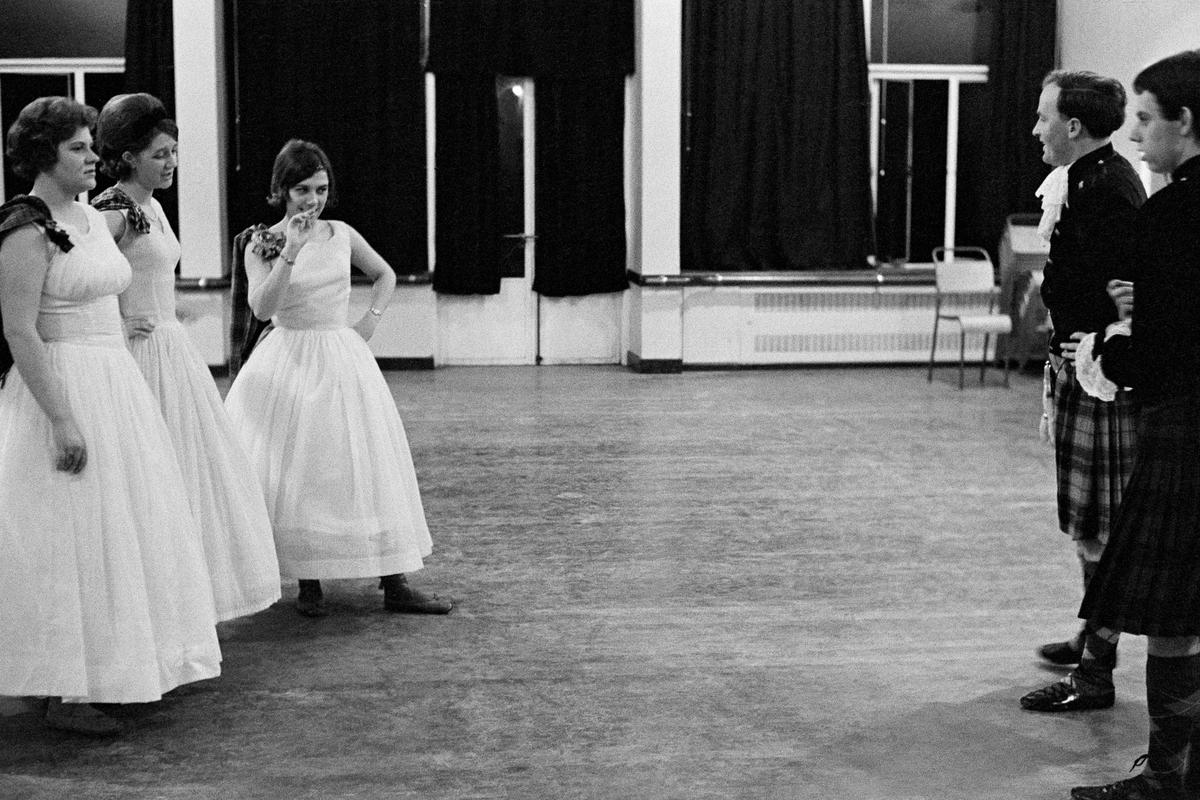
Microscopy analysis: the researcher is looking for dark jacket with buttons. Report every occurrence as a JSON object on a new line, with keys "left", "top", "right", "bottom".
{"left": 1040, "top": 143, "right": 1146, "bottom": 357}
{"left": 1098, "top": 155, "right": 1200, "bottom": 404}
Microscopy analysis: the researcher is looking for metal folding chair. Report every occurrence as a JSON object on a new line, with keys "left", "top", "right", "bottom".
{"left": 927, "top": 246, "right": 1012, "bottom": 389}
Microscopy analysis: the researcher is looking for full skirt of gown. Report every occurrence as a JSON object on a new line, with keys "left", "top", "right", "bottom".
{"left": 224, "top": 326, "right": 432, "bottom": 579}
{"left": 0, "top": 337, "right": 223, "bottom": 702}
{"left": 129, "top": 321, "right": 281, "bottom": 620}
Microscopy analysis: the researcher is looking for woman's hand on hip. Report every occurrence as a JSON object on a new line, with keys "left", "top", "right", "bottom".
{"left": 123, "top": 316, "right": 155, "bottom": 341}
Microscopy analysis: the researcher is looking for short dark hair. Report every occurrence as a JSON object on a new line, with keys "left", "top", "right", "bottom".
{"left": 5, "top": 96, "right": 98, "bottom": 181}
{"left": 1134, "top": 50, "right": 1200, "bottom": 142}
{"left": 1042, "top": 70, "right": 1127, "bottom": 139}
{"left": 95, "top": 93, "right": 178, "bottom": 179}
{"left": 267, "top": 139, "right": 337, "bottom": 208}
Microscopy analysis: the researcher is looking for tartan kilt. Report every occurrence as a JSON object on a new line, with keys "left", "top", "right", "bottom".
{"left": 1053, "top": 363, "right": 1137, "bottom": 546}
{"left": 1079, "top": 394, "right": 1200, "bottom": 635}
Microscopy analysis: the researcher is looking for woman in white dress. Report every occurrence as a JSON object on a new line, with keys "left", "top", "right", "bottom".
{"left": 92, "top": 93, "right": 280, "bottom": 621}
{"left": 225, "top": 139, "right": 450, "bottom": 618}
{"left": 0, "top": 97, "right": 221, "bottom": 735}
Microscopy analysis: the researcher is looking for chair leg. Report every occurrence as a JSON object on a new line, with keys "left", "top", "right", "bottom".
{"left": 958, "top": 330, "right": 966, "bottom": 390}
{"left": 980, "top": 333, "right": 990, "bottom": 384}
{"left": 928, "top": 316, "right": 940, "bottom": 383}
{"left": 1002, "top": 331, "right": 1011, "bottom": 388}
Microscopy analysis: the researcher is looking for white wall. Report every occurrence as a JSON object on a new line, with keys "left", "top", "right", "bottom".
{"left": 1059, "top": 0, "right": 1200, "bottom": 182}
{"left": 173, "top": 0, "right": 227, "bottom": 280}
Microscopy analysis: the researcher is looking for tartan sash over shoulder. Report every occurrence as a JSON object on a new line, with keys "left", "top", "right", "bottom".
{"left": 228, "top": 225, "right": 285, "bottom": 380}
{"left": 90, "top": 185, "right": 152, "bottom": 235}
{"left": 0, "top": 195, "right": 75, "bottom": 384}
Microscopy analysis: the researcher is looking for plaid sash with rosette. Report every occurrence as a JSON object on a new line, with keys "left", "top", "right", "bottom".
{"left": 90, "top": 185, "right": 152, "bottom": 235}
{"left": 228, "top": 224, "right": 286, "bottom": 380}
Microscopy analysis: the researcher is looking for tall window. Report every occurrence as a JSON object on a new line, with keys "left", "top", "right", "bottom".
{"left": 0, "top": 61, "right": 126, "bottom": 201}
{"left": 870, "top": 0, "right": 993, "bottom": 265}
{"left": 0, "top": 0, "right": 127, "bottom": 200}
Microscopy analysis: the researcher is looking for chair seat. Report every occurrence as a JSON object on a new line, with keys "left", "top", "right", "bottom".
{"left": 941, "top": 313, "right": 1013, "bottom": 334}
{"left": 928, "top": 246, "right": 1012, "bottom": 389}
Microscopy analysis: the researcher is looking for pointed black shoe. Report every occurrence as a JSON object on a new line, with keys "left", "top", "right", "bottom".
{"left": 1071, "top": 773, "right": 1184, "bottom": 799}
{"left": 43, "top": 698, "right": 126, "bottom": 736}
{"left": 1020, "top": 673, "right": 1114, "bottom": 712}
{"left": 1038, "top": 638, "right": 1084, "bottom": 666}
{"left": 380, "top": 574, "right": 452, "bottom": 614}
{"left": 296, "top": 579, "right": 328, "bottom": 617}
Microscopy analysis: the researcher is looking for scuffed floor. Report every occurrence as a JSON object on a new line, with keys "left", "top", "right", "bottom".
{"left": 0, "top": 366, "right": 1148, "bottom": 799}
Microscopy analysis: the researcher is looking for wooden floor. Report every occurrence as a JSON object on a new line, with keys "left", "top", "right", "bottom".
{"left": 0, "top": 365, "right": 1153, "bottom": 799}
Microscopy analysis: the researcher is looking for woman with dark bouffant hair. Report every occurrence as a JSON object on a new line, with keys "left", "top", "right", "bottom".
{"left": 0, "top": 97, "right": 221, "bottom": 735}
{"left": 225, "top": 139, "right": 451, "bottom": 618}
{"left": 92, "top": 93, "right": 280, "bottom": 623}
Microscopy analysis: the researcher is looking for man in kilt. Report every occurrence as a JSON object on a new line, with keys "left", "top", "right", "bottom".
{"left": 1020, "top": 70, "right": 1146, "bottom": 713}
{"left": 1066, "top": 49, "right": 1200, "bottom": 800}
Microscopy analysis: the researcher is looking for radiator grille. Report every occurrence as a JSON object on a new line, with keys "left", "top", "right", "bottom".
{"left": 681, "top": 286, "right": 1002, "bottom": 364}
{"left": 754, "top": 331, "right": 987, "bottom": 354}
{"left": 753, "top": 291, "right": 937, "bottom": 313}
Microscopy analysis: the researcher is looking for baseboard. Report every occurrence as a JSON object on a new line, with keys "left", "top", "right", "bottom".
{"left": 377, "top": 357, "right": 436, "bottom": 370}
{"left": 215, "top": 357, "right": 436, "bottom": 376}
{"left": 626, "top": 351, "right": 683, "bottom": 374}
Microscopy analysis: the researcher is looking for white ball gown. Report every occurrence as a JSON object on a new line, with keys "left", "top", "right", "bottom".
{"left": 107, "top": 191, "right": 281, "bottom": 621}
{"left": 0, "top": 203, "right": 221, "bottom": 703}
{"left": 225, "top": 220, "right": 432, "bottom": 579}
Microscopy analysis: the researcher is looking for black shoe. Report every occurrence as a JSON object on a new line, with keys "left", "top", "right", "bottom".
{"left": 1071, "top": 773, "right": 1184, "bottom": 799}
{"left": 1038, "top": 638, "right": 1084, "bottom": 666}
{"left": 296, "top": 579, "right": 328, "bottom": 617}
{"left": 380, "top": 574, "right": 452, "bottom": 614}
{"left": 43, "top": 698, "right": 125, "bottom": 736}
{"left": 1020, "top": 673, "right": 1114, "bottom": 712}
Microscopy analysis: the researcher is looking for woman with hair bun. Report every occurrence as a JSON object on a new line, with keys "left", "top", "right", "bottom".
{"left": 0, "top": 96, "right": 221, "bottom": 735}
{"left": 93, "top": 93, "right": 280, "bottom": 622}
{"left": 226, "top": 139, "right": 450, "bottom": 618}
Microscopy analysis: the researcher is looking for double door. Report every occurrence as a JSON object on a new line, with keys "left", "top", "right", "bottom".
{"left": 435, "top": 77, "right": 623, "bottom": 366}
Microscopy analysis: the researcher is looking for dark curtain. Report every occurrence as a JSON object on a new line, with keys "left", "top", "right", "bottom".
{"left": 425, "top": 0, "right": 511, "bottom": 75}
{"left": 122, "top": 0, "right": 177, "bottom": 232}
{"left": 123, "top": 0, "right": 174, "bottom": 112}
{"left": 427, "top": 1, "right": 504, "bottom": 294}
{"left": 505, "top": 0, "right": 634, "bottom": 78}
{"left": 228, "top": 0, "right": 426, "bottom": 273}
{"left": 433, "top": 75, "right": 502, "bottom": 294}
{"left": 427, "top": 0, "right": 632, "bottom": 77}
{"left": 682, "top": 0, "right": 873, "bottom": 272}
{"left": 978, "top": 0, "right": 1056, "bottom": 258}
{"left": 427, "top": 0, "right": 632, "bottom": 295}
{"left": 533, "top": 77, "right": 627, "bottom": 296}
{"left": 516, "top": 0, "right": 632, "bottom": 297}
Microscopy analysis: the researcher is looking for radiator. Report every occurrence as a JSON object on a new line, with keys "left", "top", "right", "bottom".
{"left": 682, "top": 286, "right": 1000, "bottom": 365}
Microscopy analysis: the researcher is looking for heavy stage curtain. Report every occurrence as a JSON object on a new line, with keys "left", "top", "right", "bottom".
{"left": 533, "top": 77, "right": 628, "bottom": 296}
{"left": 123, "top": 0, "right": 177, "bottom": 231}
{"left": 124, "top": 0, "right": 174, "bottom": 112}
{"left": 682, "top": 0, "right": 873, "bottom": 272}
{"left": 978, "top": 0, "right": 1056, "bottom": 256}
{"left": 229, "top": 0, "right": 426, "bottom": 273}
{"left": 432, "top": 75, "right": 502, "bottom": 295}
{"left": 427, "top": 0, "right": 632, "bottom": 296}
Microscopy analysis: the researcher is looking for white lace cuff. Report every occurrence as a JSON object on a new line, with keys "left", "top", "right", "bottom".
{"left": 1075, "top": 332, "right": 1119, "bottom": 401}
{"left": 1105, "top": 320, "right": 1131, "bottom": 341}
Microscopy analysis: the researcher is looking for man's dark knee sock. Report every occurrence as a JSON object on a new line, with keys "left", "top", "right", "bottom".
{"left": 1144, "top": 652, "right": 1200, "bottom": 788}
